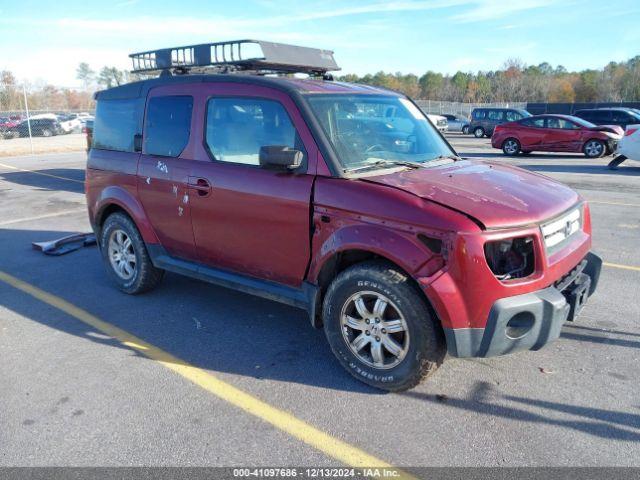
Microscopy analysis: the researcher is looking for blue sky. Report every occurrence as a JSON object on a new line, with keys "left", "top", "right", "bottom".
{"left": 1, "top": 0, "right": 639, "bottom": 87}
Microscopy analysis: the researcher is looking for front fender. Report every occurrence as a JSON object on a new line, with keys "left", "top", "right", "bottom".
{"left": 93, "top": 184, "right": 158, "bottom": 244}
{"left": 307, "top": 222, "right": 444, "bottom": 283}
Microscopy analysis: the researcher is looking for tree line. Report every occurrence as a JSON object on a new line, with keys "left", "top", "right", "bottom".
{"left": 2, "top": 55, "right": 640, "bottom": 112}
{"left": 338, "top": 56, "right": 640, "bottom": 103}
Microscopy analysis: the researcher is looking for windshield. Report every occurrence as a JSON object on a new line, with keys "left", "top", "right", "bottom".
{"left": 568, "top": 115, "right": 596, "bottom": 128}
{"left": 305, "top": 94, "right": 455, "bottom": 172}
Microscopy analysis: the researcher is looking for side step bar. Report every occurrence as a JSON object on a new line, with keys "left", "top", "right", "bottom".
{"left": 147, "top": 245, "right": 320, "bottom": 326}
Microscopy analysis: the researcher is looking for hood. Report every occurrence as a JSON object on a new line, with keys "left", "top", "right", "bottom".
{"left": 363, "top": 160, "right": 579, "bottom": 229}
{"left": 589, "top": 124, "right": 624, "bottom": 136}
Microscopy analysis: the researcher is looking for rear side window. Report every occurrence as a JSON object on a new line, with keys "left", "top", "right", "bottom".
{"left": 611, "top": 111, "right": 632, "bottom": 123}
{"left": 580, "top": 110, "right": 610, "bottom": 123}
{"left": 205, "top": 97, "right": 305, "bottom": 166}
{"left": 472, "top": 109, "right": 486, "bottom": 119}
{"left": 144, "top": 96, "right": 193, "bottom": 157}
{"left": 93, "top": 99, "right": 140, "bottom": 152}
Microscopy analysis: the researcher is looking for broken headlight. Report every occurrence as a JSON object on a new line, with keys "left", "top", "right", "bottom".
{"left": 484, "top": 237, "right": 535, "bottom": 280}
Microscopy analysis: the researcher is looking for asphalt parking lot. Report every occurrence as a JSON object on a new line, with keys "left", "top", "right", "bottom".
{"left": 0, "top": 135, "right": 639, "bottom": 469}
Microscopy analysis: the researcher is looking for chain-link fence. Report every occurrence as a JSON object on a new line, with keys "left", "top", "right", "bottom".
{"left": 414, "top": 100, "right": 527, "bottom": 118}
{"left": 0, "top": 82, "right": 94, "bottom": 157}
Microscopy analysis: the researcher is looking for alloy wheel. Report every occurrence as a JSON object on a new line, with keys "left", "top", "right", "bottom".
{"left": 108, "top": 229, "right": 137, "bottom": 280}
{"left": 585, "top": 140, "right": 603, "bottom": 157}
{"left": 340, "top": 291, "right": 410, "bottom": 369}
{"left": 504, "top": 139, "right": 519, "bottom": 155}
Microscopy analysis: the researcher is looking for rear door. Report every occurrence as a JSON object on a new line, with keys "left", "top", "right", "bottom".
{"left": 137, "top": 91, "right": 198, "bottom": 260}
{"left": 187, "top": 83, "right": 318, "bottom": 287}
{"left": 517, "top": 117, "right": 546, "bottom": 149}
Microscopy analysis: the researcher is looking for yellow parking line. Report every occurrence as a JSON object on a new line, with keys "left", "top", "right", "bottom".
{"left": 0, "top": 208, "right": 87, "bottom": 227}
{"left": 0, "top": 161, "right": 84, "bottom": 184}
{"left": 604, "top": 262, "right": 640, "bottom": 272}
{"left": 0, "top": 270, "right": 413, "bottom": 476}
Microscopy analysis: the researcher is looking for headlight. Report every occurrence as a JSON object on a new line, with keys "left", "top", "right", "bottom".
{"left": 484, "top": 236, "right": 535, "bottom": 280}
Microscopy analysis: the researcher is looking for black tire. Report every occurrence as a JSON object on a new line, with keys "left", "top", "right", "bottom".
{"left": 100, "top": 212, "right": 164, "bottom": 294}
{"left": 473, "top": 127, "right": 485, "bottom": 138}
{"left": 322, "top": 261, "right": 445, "bottom": 392}
{"left": 502, "top": 138, "right": 521, "bottom": 156}
{"left": 583, "top": 139, "right": 605, "bottom": 158}
{"left": 41, "top": 129, "right": 52, "bottom": 137}
{"left": 462, "top": 125, "right": 470, "bottom": 135}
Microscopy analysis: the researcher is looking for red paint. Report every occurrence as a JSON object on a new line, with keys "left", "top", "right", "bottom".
{"left": 362, "top": 160, "right": 579, "bottom": 229}
{"left": 492, "top": 114, "right": 620, "bottom": 154}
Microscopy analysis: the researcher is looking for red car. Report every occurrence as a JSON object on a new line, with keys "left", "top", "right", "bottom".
{"left": 86, "top": 40, "right": 601, "bottom": 391}
{"left": 492, "top": 114, "right": 623, "bottom": 158}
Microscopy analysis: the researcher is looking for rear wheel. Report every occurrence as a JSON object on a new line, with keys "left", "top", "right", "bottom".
{"left": 462, "top": 125, "right": 470, "bottom": 134}
{"left": 100, "top": 212, "right": 164, "bottom": 294}
{"left": 502, "top": 138, "right": 521, "bottom": 156}
{"left": 473, "top": 127, "right": 485, "bottom": 138}
{"left": 322, "top": 261, "right": 445, "bottom": 391}
{"left": 583, "top": 139, "right": 605, "bottom": 158}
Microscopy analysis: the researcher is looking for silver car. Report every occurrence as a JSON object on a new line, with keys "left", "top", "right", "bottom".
{"left": 443, "top": 114, "right": 470, "bottom": 134}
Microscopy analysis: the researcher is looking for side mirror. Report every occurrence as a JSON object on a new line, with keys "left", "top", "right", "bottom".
{"left": 259, "top": 145, "right": 303, "bottom": 170}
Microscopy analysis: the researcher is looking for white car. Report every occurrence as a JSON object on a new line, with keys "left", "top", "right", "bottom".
{"left": 57, "top": 114, "right": 82, "bottom": 133}
{"left": 427, "top": 114, "right": 448, "bottom": 133}
{"left": 609, "top": 124, "right": 640, "bottom": 169}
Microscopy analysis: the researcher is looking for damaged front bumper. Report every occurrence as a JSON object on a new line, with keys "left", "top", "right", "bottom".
{"left": 444, "top": 252, "right": 602, "bottom": 358}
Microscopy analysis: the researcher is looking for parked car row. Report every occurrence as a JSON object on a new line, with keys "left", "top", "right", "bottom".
{"left": 0, "top": 112, "right": 94, "bottom": 139}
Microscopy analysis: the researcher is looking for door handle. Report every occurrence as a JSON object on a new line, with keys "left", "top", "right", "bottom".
{"left": 187, "top": 177, "right": 211, "bottom": 196}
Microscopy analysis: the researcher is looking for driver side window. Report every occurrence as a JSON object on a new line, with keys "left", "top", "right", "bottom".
{"left": 205, "top": 97, "right": 306, "bottom": 166}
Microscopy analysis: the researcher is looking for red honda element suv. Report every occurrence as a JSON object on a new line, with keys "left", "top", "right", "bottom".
{"left": 86, "top": 41, "right": 602, "bottom": 391}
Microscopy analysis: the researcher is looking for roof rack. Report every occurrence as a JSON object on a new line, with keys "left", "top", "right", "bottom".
{"left": 129, "top": 39, "right": 340, "bottom": 76}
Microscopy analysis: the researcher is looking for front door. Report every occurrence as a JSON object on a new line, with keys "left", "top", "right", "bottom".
{"left": 188, "top": 85, "right": 317, "bottom": 287}
{"left": 543, "top": 117, "right": 583, "bottom": 152}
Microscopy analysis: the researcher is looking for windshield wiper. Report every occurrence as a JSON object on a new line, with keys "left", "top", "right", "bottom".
{"left": 344, "top": 159, "right": 423, "bottom": 173}
{"left": 431, "top": 154, "right": 463, "bottom": 162}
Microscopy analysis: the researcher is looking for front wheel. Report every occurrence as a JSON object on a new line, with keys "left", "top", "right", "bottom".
{"left": 502, "top": 138, "right": 521, "bottom": 156}
{"left": 322, "top": 261, "right": 445, "bottom": 391}
{"left": 583, "top": 139, "right": 605, "bottom": 158}
{"left": 473, "top": 127, "right": 485, "bottom": 138}
{"left": 462, "top": 125, "right": 470, "bottom": 135}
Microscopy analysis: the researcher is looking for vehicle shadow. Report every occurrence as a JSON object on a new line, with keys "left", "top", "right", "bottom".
{"left": 0, "top": 227, "right": 378, "bottom": 394}
{"left": 560, "top": 325, "right": 640, "bottom": 349}
{"left": 0, "top": 168, "right": 85, "bottom": 194}
{"left": 404, "top": 381, "right": 640, "bottom": 441}
{"left": 521, "top": 164, "right": 640, "bottom": 176}
{"left": 564, "top": 323, "right": 640, "bottom": 339}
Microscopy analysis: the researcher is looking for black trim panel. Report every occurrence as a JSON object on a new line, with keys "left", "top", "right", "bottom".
{"left": 146, "top": 244, "right": 319, "bottom": 325}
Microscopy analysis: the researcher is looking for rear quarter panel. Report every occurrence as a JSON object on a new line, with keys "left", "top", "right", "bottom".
{"left": 86, "top": 149, "right": 159, "bottom": 244}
